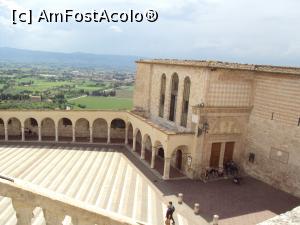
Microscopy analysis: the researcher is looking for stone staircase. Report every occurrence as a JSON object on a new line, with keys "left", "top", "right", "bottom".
{"left": 0, "top": 145, "right": 198, "bottom": 225}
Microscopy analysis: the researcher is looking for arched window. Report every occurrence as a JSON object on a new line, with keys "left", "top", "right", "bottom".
{"left": 159, "top": 74, "right": 166, "bottom": 117}
{"left": 169, "top": 73, "right": 179, "bottom": 121}
{"left": 180, "top": 77, "right": 191, "bottom": 127}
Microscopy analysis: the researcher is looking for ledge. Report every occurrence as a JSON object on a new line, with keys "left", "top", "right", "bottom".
{"left": 136, "top": 59, "right": 300, "bottom": 76}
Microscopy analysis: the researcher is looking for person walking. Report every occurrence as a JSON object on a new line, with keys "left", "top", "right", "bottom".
{"left": 166, "top": 201, "right": 175, "bottom": 224}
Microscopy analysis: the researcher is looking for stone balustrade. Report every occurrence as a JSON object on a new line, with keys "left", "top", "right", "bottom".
{"left": 0, "top": 178, "right": 143, "bottom": 225}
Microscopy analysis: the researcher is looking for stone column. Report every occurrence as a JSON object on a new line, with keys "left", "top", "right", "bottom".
{"left": 55, "top": 125, "right": 58, "bottom": 142}
{"left": 72, "top": 127, "right": 75, "bottom": 142}
{"left": 163, "top": 158, "right": 171, "bottom": 180}
{"left": 107, "top": 127, "right": 111, "bottom": 144}
{"left": 219, "top": 142, "right": 226, "bottom": 168}
{"left": 213, "top": 215, "right": 219, "bottom": 225}
{"left": 89, "top": 126, "right": 93, "bottom": 143}
{"left": 38, "top": 126, "right": 42, "bottom": 142}
{"left": 11, "top": 199, "right": 34, "bottom": 225}
{"left": 132, "top": 134, "right": 136, "bottom": 151}
{"left": 141, "top": 142, "right": 145, "bottom": 160}
{"left": 4, "top": 123, "right": 8, "bottom": 141}
{"left": 125, "top": 126, "right": 128, "bottom": 145}
{"left": 44, "top": 209, "right": 64, "bottom": 225}
{"left": 151, "top": 147, "right": 156, "bottom": 169}
{"left": 21, "top": 126, "right": 25, "bottom": 141}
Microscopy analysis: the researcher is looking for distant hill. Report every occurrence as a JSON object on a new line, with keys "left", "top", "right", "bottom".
{"left": 0, "top": 47, "right": 139, "bottom": 71}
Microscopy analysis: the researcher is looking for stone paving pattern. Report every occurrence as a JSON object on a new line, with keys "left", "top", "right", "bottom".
{"left": 0, "top": 143, "right": 299, "bottom": 225}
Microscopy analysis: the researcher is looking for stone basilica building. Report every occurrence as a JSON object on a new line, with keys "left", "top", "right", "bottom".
{"left": 0, "top": 59, "right": 299, "bottom": 225}
{"left": 133, "top": 59, "right": 300, "bottom": 197}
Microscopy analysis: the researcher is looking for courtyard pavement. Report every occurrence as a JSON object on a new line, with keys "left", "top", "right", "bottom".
{"left": 122, "top": 145, "right": 300, "bottom": 225}
{"left": 0, "top": 141, "right": 299, "bottom": 225}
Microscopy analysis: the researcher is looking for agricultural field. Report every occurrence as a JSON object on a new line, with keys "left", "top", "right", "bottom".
{"left": 69, "top": 96, "right": 133, "bottom": 110}
{"left": 0, "top": 64, "right": 135, "bottom": 110}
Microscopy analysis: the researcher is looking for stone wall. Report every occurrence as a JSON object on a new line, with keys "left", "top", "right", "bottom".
{"left": 134, "top": 62, "right": 208, "bottom": 131}
{"left": 134, "top": 62, "right": 300, "bottom": 195}
{"left": 206, "top": 69, "right": 253, "bottom": 107}
{"left": 243, "top": 73, "right": 300, "bottom": 197}
{"left": 133, "top": 63, "right": 152, "bottom": 114}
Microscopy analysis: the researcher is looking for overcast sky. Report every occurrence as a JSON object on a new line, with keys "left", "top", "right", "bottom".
{"left": 1, "top": 0, "right": 300, "bottom": 66}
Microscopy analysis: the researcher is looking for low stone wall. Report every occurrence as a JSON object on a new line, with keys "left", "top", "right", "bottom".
{"left": 0, "top": 178, "right": 142, "bottom": 225}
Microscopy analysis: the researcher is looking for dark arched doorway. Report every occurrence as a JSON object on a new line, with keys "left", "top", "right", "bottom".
{"left": 58, "top": 118, "right": 72, "bottom": 142}
{"left": 24, "top": 118, "right": 38, "bottom": 141}
{"left": 75, "top": 118, "right": 90, "bottom": 142}
{"left": 176, "top": 149, "right": 183, "bottom": 170}
{"left": 110, "top": 119, "right": 126, "bottom": 143}
{"left": 92, "top": 118, "right": 108, "bottom": 143}
{"left": 135, "top": 129, "right": 142, "bottom": 154}
{"left": 41, "top": 118, "right": 55, "bottom": 141}
{"left": 7, "top": 117, "right": 21, "bottom": 140}
{"left": 158, "top": 148, "right": 164, "bottom": 159}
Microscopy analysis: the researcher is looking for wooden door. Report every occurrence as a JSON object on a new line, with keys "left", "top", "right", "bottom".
{"left": 210, "top": 143, "right": 221, "bottom": 167}
{"left": 223, "top": 142, "right": 235, "bottom": 165}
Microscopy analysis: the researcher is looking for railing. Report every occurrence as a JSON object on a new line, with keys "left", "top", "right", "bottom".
{"left": 0, "top": 177, "right": 144, "bottom": 225}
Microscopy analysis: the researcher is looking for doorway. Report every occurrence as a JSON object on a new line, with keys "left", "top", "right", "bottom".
{"left": 223, "top": 142, "right": 235, "bottom": 165}
{"left": 176, "top": 150, "right": 182, "bottom": 170}
{"left": 210, "top": 142, "right": 221, "bottom": 167}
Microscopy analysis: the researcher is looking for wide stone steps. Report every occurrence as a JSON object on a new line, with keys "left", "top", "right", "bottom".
{"left": 0, "top": 145, "right": 196, "bottom": 225}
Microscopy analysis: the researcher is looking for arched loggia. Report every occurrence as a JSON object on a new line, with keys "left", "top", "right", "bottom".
{"left": 58, "top": 118, "right": 72, "bottom": 142}
{"left": 41, "top": 118, "right": 55, "bottom": 141}
{"left": 75, "top": 118, "right": 90, "bottom": 142}
{"left": 110, "top": 119, "right": 126, "bottom": 143}
{"left": 7, "top": 117, "right": 21, "bottom": 140}
{"left": 24, "top": 118, "right": 38, "bottom": 141}
{"left": 92, "top": 118, "right": 108, "bottom": 143}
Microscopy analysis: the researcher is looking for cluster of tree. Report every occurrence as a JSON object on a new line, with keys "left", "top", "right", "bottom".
{"left": 89, "top": 90, "right": 116, "bottom": 97}
{"left": 0, "top": 93, "right": 30, "bottom": 100}
{"left": 0, "top": 101, "right": 58, "bottom": 109}
{"left": 53, "top": 93, "right": 66, "bottom": 105}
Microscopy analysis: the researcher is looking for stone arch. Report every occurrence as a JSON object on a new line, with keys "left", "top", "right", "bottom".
{"left": 127, "top": 122, "right": 133, "bottom": 147}
{"left": 110, "top": 118, "right": 126, "bottom": 143}
{"left": 24, "top": 118, "right": 39, "bottom": 141}
{"left": 7, "top": 117, "right": 21, "bottom": 140}
{"left": 0, "top": 118, "right": 4, "bottom": 140}
{"left": 171, "top": 145, "right": 189, "bottom": 172}
{"left": 153, "top": 140, "right": 165, "bottom": 176}
{"left": 92, "top": 118, "right": 108, "bottom": 143}
{"left": 169, "top": 73, "right": 179, "bottom": 122}
{"left": 159, "top": 73, "right": 166, "bottom": 118}
{"left": 135, "top": 128, "right": 142, "bottom": 154}
{"left": 41, "top": 118, "right": 55, "bottom": 141}
{"left": 143, "top": 134, "right": 152, "bottom": 164}
{"left": 58, "top": 118, "right": 73, "bottom": 141}
{"left": 75, "top": 118, "right": 90, "bottom": 142}
{"left": 180, "top": 76, "right": 191, "bottom": 127}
